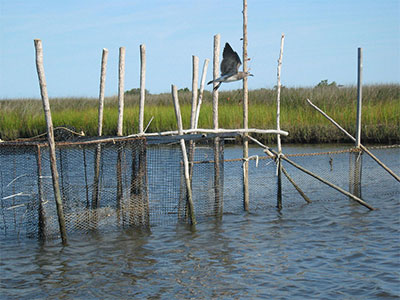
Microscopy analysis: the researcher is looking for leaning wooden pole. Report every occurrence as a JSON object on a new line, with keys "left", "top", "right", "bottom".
{"left": 139, "top": 44, "right": 146, "bottom": 134}
{"left": 242, "top": 0, "right": 250, "bottom": 211}
{"left": 172, "top": 85, "right": 196, "bottom": 225}
{"left": 34, "top": 39, "right": 67, "bottom": 245}
{"left": 194, "top": 58, "right": 210, "bottom": 129}
{"left": 276, "top": 33, "right": 285, "bottom": 210}
{"left": 190, "top": 55, "right": 199, "bottom": 130}
{"left": 306, "top": 99, "right": 400, "bottom": 182}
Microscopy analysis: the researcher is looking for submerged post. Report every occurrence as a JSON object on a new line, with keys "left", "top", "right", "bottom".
{"left": 242, "top": 0, "right": 250, "bottom": 211}
{"left": 172, "top": 85, "right": 196, "bottom": 225}
{"left": 139, "top": 44, "right": 146, "bottom": 134}
{"left": 276, "top": 33, "right": 285, "bottom": 210}
{"left": 34, "top": 39, "right": 67, "bottom": 245}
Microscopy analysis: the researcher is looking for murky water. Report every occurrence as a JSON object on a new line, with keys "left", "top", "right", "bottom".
{"left": 1, "top": 145, "right": 399, "bottom": 299}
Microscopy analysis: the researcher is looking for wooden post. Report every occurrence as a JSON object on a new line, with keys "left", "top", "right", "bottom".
{"left": 212, "top": 35, "right": 222, "bottom": 216}
{"left": 242, "top": 0, "right": 250, "bottom": 211}
{"left": 356, "top": 47, "right": 363, "bottom": 148}
{"left": 351, "top": 47, "right": 363, "bottom": 197}
{"left": 190, "top": 55, "right": 199, "bottom": 129}
{"left": 117, "top": 47, "right": 125, "bottom": 223}
{"left": 139, "top": 44, "right": 146, "bottom": 134}
{"left": 34, "top": 39, "right": 67, "bottom": 245}
{"left": 117, "top": 46, "right": 126, "bottom": 137}
{"left": 171, "top": 85, "right": 196, "bottom": 225}
{"left": 194, "top": 58, "right": 210, "bottom": 129}
{"left": 97, "top": 48, "right": 108, "bottom": 137}
{"left": 212, "top": 34, "right": 220, "bottom": 130}
{"left": 92, "top": 48, "right": 108, "bottom": 209}
{"left": 276, "top": 34, "right": 285, "bottom": 210}
{"left": 36, "top": 145, "right": 46, "bottom": 240}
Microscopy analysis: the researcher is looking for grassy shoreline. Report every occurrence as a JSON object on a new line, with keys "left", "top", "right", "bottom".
{"left": 1, "top": 84, "right": 399, "bottom": 144}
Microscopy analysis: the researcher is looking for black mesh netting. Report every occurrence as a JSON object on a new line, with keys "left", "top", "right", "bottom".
{"left": 1, "top": 138, "right": 399, "bottom": 240}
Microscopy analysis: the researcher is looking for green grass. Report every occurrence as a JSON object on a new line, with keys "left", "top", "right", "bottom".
{"left": 1, "top": 84, "right": 399, "bottom": 143}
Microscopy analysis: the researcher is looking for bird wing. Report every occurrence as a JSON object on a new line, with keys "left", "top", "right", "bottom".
{"left": 220, "top": 43, "right": 242, "bottom": 76}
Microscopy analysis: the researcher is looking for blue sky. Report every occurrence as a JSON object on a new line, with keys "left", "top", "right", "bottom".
{"left": 0, "top": 0, "right": 399, "bottom": 98}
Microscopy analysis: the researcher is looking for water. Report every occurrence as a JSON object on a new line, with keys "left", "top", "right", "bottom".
{"left": 1, "top": 145, "right": 399, "bottom": 299}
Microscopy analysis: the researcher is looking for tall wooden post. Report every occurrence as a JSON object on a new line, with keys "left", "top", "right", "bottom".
{"left": 117, "top": 47, "right": 125, "bottom": 137}
{"left": 139, "top": 44, "right": 146, "bottom": 134}
{"left": 212, "top": 35, "right": 222, "bottom": 216}
{"left": 242, "top": 0, "right": 250, "bottom": 211}
{"left": 116, "top": 47, "right": 125, "bottom": 223}
{"left": 276, "top": 34, "right": 285, "bottom": 210}
{"left": 34, "top": 39, "right": 67, "bottom": 245}
{"left": 92, "top": 48, "right": 108, "bottom": 209}
{"left": 350, "top": 47, "right": 363, "bottom": 198}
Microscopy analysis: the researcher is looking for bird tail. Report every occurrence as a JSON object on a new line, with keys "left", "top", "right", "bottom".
{"left": 207, "top": 80, "right": 213, "bottom": 85}
{"left": 213, "top": 82, "right": 222, "bottom": 91}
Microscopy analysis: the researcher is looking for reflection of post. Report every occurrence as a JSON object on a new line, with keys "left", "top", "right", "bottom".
{"left": 36, "top": 145, "right": 46, "bottom": 241}
{"left": 34, "top": 39, "right": 67, "bottom": 245}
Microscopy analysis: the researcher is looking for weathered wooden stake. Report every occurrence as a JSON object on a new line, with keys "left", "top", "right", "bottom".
{"left": 356, "top": 47, "right": 363, "bottom": 148}
{"left": 242, "top": 0, "right": 250, "bottom": 211}
{"left": 117, "top": 47, "right": 126, "bottom": 137}
{"left": 117, "top": 47, "right": 125, "bottom": 223}
{"left": 212, "top": 34, "right": 220, "bottom": 130}
{"left": 172, "top": 85, "right": 196, "bottom": 225}
{"left": 351, "top": 47, "right": 363, "bottom": 197}
{"left": 194, "top": 59, "right": 210, "bottom": 129}
{"left": 276, "top": 33, "right": 285, "bottom": 210}
{"left": 139, "top": 44, "right": 146, "bottom": 134}
{"left": 34, "top": 39, "right": 67, "bottom": 245}
{"left": 190, "top": 55, "right": 199, "bottom": 130}
{"left": 92, "top": 48, "right": 108, "bottom": 210}
{"left": 97, "top": 48, "right": 108, "bottom": 137}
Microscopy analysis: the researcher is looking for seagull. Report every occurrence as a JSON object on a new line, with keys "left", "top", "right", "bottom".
{"left": 207, "top": 42, "right": 253, "bottom": 91}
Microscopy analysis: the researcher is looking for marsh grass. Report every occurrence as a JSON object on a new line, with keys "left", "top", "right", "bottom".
{"left": 1, "top": 84, "right": 399, "bottom": 143}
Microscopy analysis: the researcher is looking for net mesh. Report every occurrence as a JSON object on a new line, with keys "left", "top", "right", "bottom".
{"left": 0, "top": 137, "right": 399, "bottom": 240}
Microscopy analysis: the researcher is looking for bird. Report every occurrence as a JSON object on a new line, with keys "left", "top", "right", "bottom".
{"left": 207, "top": 42, "right": 253, "bottom": 91}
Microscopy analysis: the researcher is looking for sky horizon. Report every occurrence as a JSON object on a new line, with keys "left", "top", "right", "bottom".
{"left": 1, "top": 0, "right": 399, "bottom": 99}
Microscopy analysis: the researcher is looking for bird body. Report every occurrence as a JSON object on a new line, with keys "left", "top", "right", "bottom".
{"left": 207, "top": 42, "right": 253, "bottom": 91}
